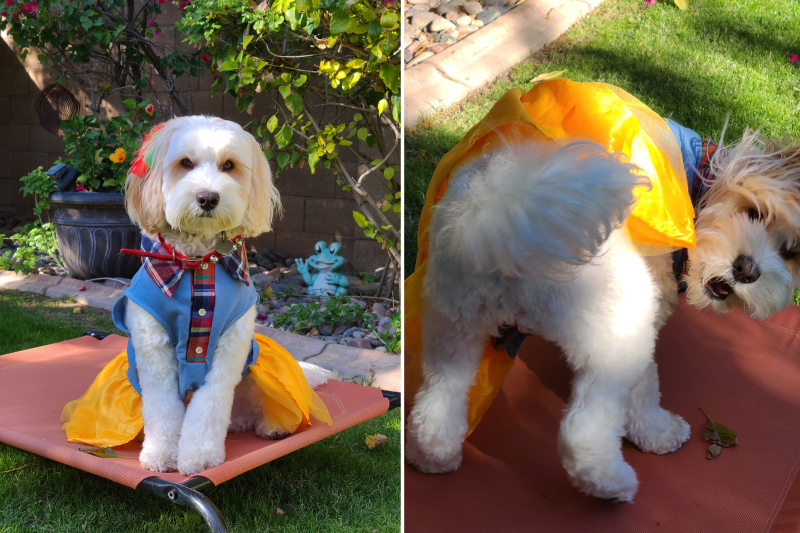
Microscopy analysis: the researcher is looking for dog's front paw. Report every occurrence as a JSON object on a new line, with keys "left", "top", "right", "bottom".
{"left": 627, "top": 409, "right": 691, "bottom": 455}
{"left": 564, "top": 456, "right": 639, "bottom": 502}
{"left": 139, "top": 447, "right": 178, "bottom": 473}
{"left": 177, "top": 446, "right": 226, "bottom": 476}
{"left": 256, "top": 428, "right": 290, "bottom": 440}
{"left": 404, "top": 413, "right": 464, "bottom": 474}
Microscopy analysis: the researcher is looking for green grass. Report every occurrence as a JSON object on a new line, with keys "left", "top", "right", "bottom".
{"left": 0, "top": 290, "right": 124, "bottom": 354}
{"left": 405, "top": 0, "right": 800, "bottom": 273}
{"left": 0, "top": 290, "right": 400, "bottom": 532}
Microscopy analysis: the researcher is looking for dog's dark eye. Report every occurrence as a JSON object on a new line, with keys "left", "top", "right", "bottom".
{"left": 222, "top": 161, "right": 234, "bottom": 171}
{"left": 181, "top": 158, "right": 194, "bottom": 169}
{"left": 748, "top": 208, "right": 762, "bottom": 221}
{"left": 782, "top": 246, "right": 797, "bottom": 260}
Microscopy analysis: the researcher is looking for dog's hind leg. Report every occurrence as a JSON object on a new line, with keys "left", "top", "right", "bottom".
{"left": 555, "top": 238, "right": 661, "bottom": 502}
{"left": 625, "top": 361, "right": 690, "bottom": 455}
{"left": 405, "top": 305, "right": 487, "bottom": 474}
{"left": 177, "top": 305, "right": 257, "bottom": 476}
{"left": 128, "top": 301, "right": 185, "bottom": 473}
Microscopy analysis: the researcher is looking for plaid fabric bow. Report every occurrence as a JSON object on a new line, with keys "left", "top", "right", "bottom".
{"left": 139, "top": 233, "right": 249, "bottom": 298}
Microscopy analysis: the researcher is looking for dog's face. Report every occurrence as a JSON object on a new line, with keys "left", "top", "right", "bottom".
{"left": 684, "top": 130, "right": 800, "bottom": 319}
{"left": 125, "top": 116, "right": 280, "bottom": 238}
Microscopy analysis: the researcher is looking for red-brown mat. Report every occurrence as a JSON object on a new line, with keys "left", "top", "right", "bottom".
{"left": 404, "top": 296, "right": 800, "bottom": 532}
{"left": 0, "top": 335, "right": 389, "bottom": 489}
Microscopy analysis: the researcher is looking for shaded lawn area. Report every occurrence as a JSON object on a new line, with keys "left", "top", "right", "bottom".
{"left": 405, "top": 0, "right": 800, "bottom": 274}
{"left": 0, "top": 289, "right": 400, "bottom": 532}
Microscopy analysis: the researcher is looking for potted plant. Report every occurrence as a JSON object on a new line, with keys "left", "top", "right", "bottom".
{"left": 47, "top": 100, "right": 160, "bottom": 280}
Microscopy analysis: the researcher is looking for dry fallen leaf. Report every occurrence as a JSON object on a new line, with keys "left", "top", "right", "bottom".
{"left": 2, "top": 460, "right": 38, "bottom": 474}
{"left": 366, "top": 434, "right": 388, "bottom": 449}
{"left": 79, "top": 447, "right": 137, "bottom": 459}
{"left": 700, "top": 408, "right": 739, "bottom": 447}
{"left": 531, "top": 70, "right": 568, "bottom": 84}
{"left": 707, "top": 443, "right": 722, "bottom": 460}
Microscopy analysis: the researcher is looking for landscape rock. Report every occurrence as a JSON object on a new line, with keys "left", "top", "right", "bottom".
{"left": 411, "top": 12, "right": 443, "bottom": 28}
{"left": 475, "top": 6, "right": 504, "bottom": 24}
{"left": 463, "top": 1, "right": 482, "bottom": 14}
{"left": 347, "top": 338, "right": 373, "bottom": 350}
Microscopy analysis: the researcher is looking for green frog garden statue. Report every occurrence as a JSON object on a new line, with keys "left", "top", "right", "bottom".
{"left": 296, "top": 241, "right": 351, "bottom": 296}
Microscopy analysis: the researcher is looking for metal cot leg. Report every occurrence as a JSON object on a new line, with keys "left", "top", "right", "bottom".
{"left": 138, "top": 476, "right": 228, "bottom": 533}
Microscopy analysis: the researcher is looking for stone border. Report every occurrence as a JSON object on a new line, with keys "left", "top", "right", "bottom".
{"left": 0, "top": 271, "right": 400, "bottom": 392}
{"left": 404, "top": 0, "right": 603, "bottom": 126}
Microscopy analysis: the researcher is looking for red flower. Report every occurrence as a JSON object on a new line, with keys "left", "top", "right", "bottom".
{"left": 1, "top": 11, "right": 6, "bottom": 16}
{"left": 212, "top": 74, "right": 219, "bottom": 81}
{"left": 75, "top": 183, "right": 85, "bottom": 191}
{"left": 790, "top": 53, "right": 799, "bottom": 63}
{"left": 24, "top": 2, "right": 37, "bottom": 12}
{"left": 12, "top": 11, "right": 18, "bottom": 17}
{"left": 4, "top": 0, "right": 13, "bottom": 6}
{"left": 201, "top": 54, "right": 211, "bottom": 63}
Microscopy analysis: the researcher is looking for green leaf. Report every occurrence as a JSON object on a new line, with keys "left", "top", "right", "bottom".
{"left": 292, "top": 75, "right": 308, "bottom": 86}
{"left": 285, "top": 92, "right": 303, "bottom": 115}
{"left": 357, "top": 127, "right": 368, "bottom": 141}
{"left": 339, "top": 140, "right": 353, "bottom": 146}
{"left": 266, "top": 115, "right": 278, "bottom": 133}
{"left": 330, "top": 10, "right": 355, "bottom": 35}
{"left": 346, "top": 59, "right": 366, "bottom": 68}
{"left": 296, "top": 0, "right": 312, "bottom": 10}
{"left": 218, "top": 60, "right": 239, "bottom": 72}
{"left": 275, "top": 124, "right": 294, "bottom": 148}
{"left": 277, "top": 152, "right": 290, "bottom": 169}
{"left": 243, "top": 35, "right": 254, "bottom": 49}
{"left": 279, "top": 84, "right": 292, "bottom": 98}
{"left": 700, "top": 408, "right": 738, "bottom": 447}
{"left": 377, "top": 98, "right": 388, "bottom": 115}
{"left": 379, "top": 12, "right": 399, "bottom": 29}
{"left": 383, "top": 166, "right": 394, "bottom": 180}
{"left": 353, "top": 211, "right": 367, "bottom": 227}
{"left": 353, "top": 113, "right": 363, "bottom": 122}
{"left": 308, "top": 151, "right": 320, "bottom": 173}
{"left": 367, "top": 20, "right": 383, "bottom": 40}
{"left": 379, "top": 63, "right": 399, "bottom": 93}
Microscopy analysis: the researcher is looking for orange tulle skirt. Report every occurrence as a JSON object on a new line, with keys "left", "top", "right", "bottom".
{"left": 405, "top": 77, "right": 695, "bottom": 437}
{"left": 61, "top": 333, "right": 332, "bottom": 447}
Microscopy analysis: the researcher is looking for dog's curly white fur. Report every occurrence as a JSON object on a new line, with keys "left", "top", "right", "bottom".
{"left": 124, "top": 116, "right": 332, "bottom": 475}
{"left": 406, "top": 132, "right": 800, "bottom": 501}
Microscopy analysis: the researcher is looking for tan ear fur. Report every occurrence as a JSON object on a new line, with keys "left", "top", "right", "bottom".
{"left": 124, "top": 120, "right": 180, "bottom": 234}
{"left": 241, "top": 134, "right": 282, "bottom": 237}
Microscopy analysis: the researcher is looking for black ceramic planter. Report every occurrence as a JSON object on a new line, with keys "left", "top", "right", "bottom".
{"left": 49, "top": 192, "right": 141, "bottom": 280}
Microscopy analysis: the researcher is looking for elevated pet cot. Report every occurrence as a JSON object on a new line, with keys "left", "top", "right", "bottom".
{"left": 0, "top": 332, "right": 400, "bottom": 533}
{"left": 405, "top": 296, "right": 800, "bottom": 532}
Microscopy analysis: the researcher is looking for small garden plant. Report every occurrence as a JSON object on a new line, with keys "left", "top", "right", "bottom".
{"left": 0, "top": 167, "right": 63, "bottom": 275}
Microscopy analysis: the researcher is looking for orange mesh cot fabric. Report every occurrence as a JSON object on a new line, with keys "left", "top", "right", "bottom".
{"left": 0, "top": 335, "right": 389, "bottom": 489}
{"left": 405, "top": 298, "right": 800, "bottom": 532}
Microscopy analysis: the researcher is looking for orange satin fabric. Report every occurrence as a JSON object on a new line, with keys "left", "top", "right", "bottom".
{"left": 61, "top": 333, "right": 332, "bottom": 447}
{"left": 405, "top": 78, "right": 695, "bottom": 437}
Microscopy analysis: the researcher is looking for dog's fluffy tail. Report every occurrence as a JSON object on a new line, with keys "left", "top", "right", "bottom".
{"left": 298, "top": 361, "right": 337, "bottom": 389}
{"left": 433, "top": 140, "right": 649, "bottom": 278}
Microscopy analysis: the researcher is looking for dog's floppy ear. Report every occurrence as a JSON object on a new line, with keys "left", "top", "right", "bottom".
{"left": 240, "top": 133, "right": 282, "bottom": 237}
{"left": 124, "top": 120, "right": 179, "bottom": 234}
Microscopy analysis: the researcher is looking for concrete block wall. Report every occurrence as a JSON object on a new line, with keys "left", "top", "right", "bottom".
{"left": 0, "top": 7, "right": 396, "bottom": 272}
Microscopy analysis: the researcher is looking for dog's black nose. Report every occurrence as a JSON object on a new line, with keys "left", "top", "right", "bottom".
{"left": 196, "top": 191, "right": 219, "bottom": 211}
{"left": 732, "top": 255, "right": 761, "bottom": 284}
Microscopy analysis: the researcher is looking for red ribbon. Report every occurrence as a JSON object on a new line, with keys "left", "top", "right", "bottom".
{"left": 120, "top": 233, "right": 242, "bottom": 270}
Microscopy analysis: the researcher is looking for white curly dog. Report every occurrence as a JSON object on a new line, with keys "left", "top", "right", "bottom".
{"left": 406, "top": 127, "right": 800, "bottom": 501}
{"left": 122, "top": 116, "right": 331, "bottom": 476}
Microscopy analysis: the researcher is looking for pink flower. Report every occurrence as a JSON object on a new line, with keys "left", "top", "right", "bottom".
{"left": 25, "top": 2, "right": 37, "bottom": 12}
{"left": 644, "top": 0, "right": 656, "bottom": 5}
{"left": 201, "top": 54, "right": 211, "bottom": 63}
{"left": 147, "top": 18, "right": 154, "bottom": 26}
{"left": 154, "top": 29, "right": 161, "bottom": 35}
{"left": 383, "top": 0, "right": 396, "bottom": 6}
{"left": 790, "top": 53, "right": 799, "bottom": 63}
{"left": 276, "top": 508, "right": 285, "bottom": 515}
{"left": 75, "top": 183, "right": 85, "bottom": 191}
